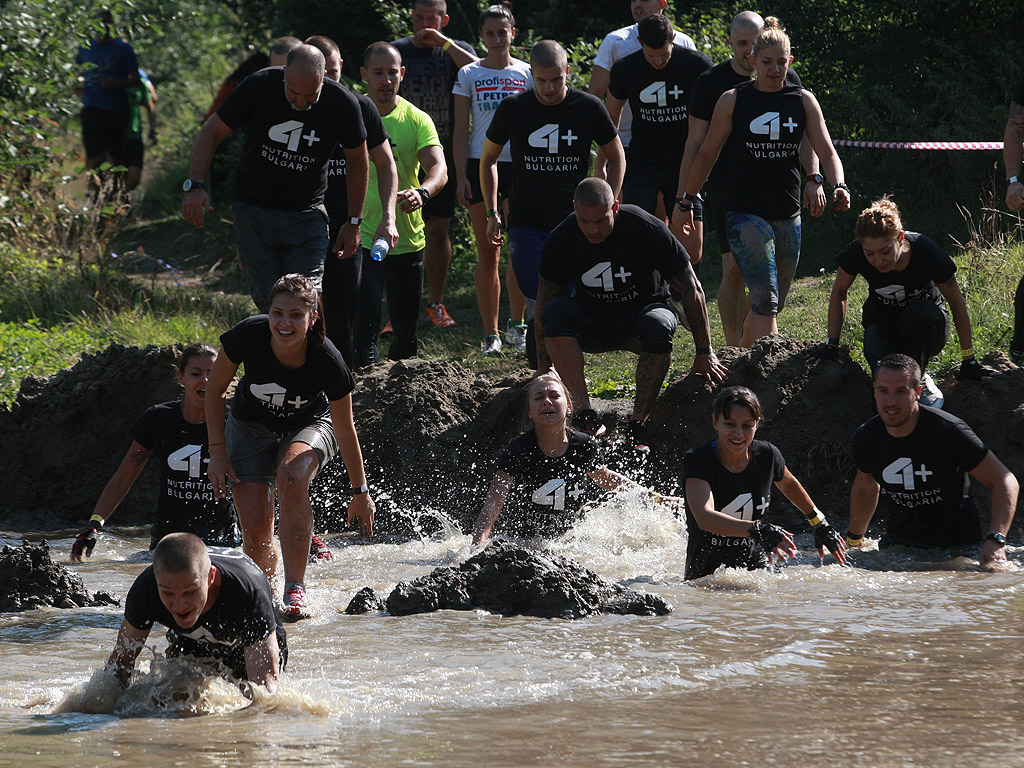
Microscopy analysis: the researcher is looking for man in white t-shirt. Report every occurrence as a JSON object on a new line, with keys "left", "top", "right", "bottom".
{"left": 589, "top": 0, "right": 695, "bottom": 177}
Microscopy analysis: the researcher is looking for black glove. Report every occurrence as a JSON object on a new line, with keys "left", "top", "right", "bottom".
{"left": 748, "top": 519, "right": 787, "bottom": 553}
{"left": 807, "top": 344, "right": 839, "bottom": 362}
{"left": 814, "top": 523, "right": 845, "bottom": 558}
{"left": 72, "top": 517, "right": 103, "bottom": 559}
{"left": 959, "top": 358, "right": 998, "bottom": 381}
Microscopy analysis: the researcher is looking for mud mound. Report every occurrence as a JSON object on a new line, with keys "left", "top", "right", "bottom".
{"left": 0, "top": 541, "right": 119, "bottom": 611}
{"left": 368, "top": 542, "right": 671, "bottom": 619}
{"left": 0, "top": 345, "right": 182, "bottom": 529}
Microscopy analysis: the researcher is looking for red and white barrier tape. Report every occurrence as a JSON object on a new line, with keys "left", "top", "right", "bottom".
{"left": 833, "top": 140, "right": 1001, "bottom": 150}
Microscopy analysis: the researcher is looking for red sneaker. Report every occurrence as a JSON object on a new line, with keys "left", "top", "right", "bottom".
{"left": 426, "top": 303, "right": 456, "bottom": 328}
{"left": 309, "top": 534, "right": 334, "bottom": 562}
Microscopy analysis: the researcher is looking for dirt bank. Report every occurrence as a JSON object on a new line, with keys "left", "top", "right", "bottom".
{"left": 1, "top": 339, "right": 1020, "bottom": 537}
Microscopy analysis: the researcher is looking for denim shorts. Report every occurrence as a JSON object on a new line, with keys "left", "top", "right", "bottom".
{"left": 225, "top": 409, "right": 338, "bottom": 485}
{"left": 725, "top": 211, "right": 801, "bottom": 316}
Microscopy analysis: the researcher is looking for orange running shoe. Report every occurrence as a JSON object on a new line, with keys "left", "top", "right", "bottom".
{"left": 426, "top": 303, "right": 456, "bottom": 327}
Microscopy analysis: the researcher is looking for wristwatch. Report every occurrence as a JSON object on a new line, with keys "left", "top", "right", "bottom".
{"left": 416, "top": 186, "right": 431, "bottom": 202}
{"left": 352, "top": 483, "right": 369, "bottom": 495}
{"left": 985, "top": 532, "right": 1006, "bottom": 547}
{"left": 1009, "top": 176, "right": 1020, "bottom": 185}
{"left": 348, "top": 216, "right": 363, "bottom": 226}
{"left": 182, "top": 178, "right": 205, "bottom": 192}
{"left": 808, "top": 173, "right": 824, "bottom": 184}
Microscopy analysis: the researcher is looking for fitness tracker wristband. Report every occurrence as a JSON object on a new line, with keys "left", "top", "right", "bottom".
{"left": 416, "top": 186, "right": 431, "bottom": 201}
{"left": 808, "top": 173, "right": 824, "bottom": 184}
{"left": 352, "top": 483, "right": 369, "bottom": 495}
{"left": 1009, "top": 176, "right": 1020, "bottom": 185}
{"left": 985, "top": 532, "right": 1006, "bottom": 547}
{"left": 348, "top": 216, "right": 363, "bottom": 226}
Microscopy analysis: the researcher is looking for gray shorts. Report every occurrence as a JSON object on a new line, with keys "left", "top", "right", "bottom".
{"left": 226, "top": 409, "right": 338, "bottom": 485}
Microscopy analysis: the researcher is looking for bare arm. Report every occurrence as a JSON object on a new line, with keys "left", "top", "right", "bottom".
{"left": 826, "top": 268, "right": 856, "bottom": 342}
{"left": 968, "top": 452, "right": 1019, "bottom": 565}
{"left": 480, "top": 138, "right": 504, "bottom": 246}
{"left": 935, "top": 277, "right": 974, "bottom": 354}
{"left": 533, "top": 276, "right": 564, "bottom": 373}
{"left": 667, "top": 265, "right": 727, "bottom": 384}
{"left": 671, "top": 116, "right": 709, "bottom": 237}
{"left": 472, "top": 470, "right": 513, "bottom": 547}
{"left": 397, "top": 145, "right": 447, "bottom": 216}
{"left": 588, "top": 66, "right": 612, "bottom": 181}
{"left": 328, "top": 395, "right": 374, "bottom": 537}
{"left": 205, "top": 347, "right": 240, "bottom": 499}
{"left": 1003, "top": 100, "right": 1024, "bottom": 211}
{"left": 243, "top": 631, "right": 281, "bottom": 692}
{"left": 678, "top": 92, "right": 735, "bottom": 236}
{"left": 369, "top": 139, "right": 399, "bottom": 248}
{"left": 334, "top": 142, "right": 369, "bottom": 258}
{"left": 801, "top": 91, "right": 850, "bottom": 211}
{"left": 605, "top": 94, "right": 626, "bottom": 130}
{"left": 414, "top": 29, "right": 478, "bottom": 68}
{"left": 106, "top": 620, "right": 150, "bottom": 688}
{"left": 599, "top": 135, "right": 626, "bottom": 200}
{"left": 685, "top": 477, "right": 763, "bottom": 537}
{"left": 181, "top": 114, "right": 233, "bottom": 227}
{"left": 799, "top": 137, "right": 825, "bottom": 217}
{"left": 453, "top": 93, "right": 473, "bottom": 207}
{"left": 848, "top": 469, "right": 880, "bottom": 542}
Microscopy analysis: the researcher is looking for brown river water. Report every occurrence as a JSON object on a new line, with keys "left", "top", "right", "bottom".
{"left": 2, "top": 493, "right": 1023, "bottom": 767}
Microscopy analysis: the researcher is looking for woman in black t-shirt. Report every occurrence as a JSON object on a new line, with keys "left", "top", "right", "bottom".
{"left": 682, "top": 386, "right": 845, "bottom": 580}
{"left": 471, "top": 371, "right": 682, "bottom": 548}
{"left": 206, "top": 274, "right": 374, "bottom": 621}
{"left": 71, "top": 343, "right": 241, "bottom": 561}
{"left": 809, "top": 197, "right": 999, "bottom": 403}
{"left": 678, "top": 17, "right": 850, "bottom": 348}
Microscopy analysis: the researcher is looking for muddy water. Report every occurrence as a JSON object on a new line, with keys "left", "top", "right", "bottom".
{"left": 2, "top": 495, "right": 1023, "bottom": 767}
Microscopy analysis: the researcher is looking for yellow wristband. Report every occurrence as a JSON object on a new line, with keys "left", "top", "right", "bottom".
{"left": 804, "top": 508, "right": 826, "bottom": 527}
{"left": 845, "top": 534, "right": 863, "bottom": 547}
{"left": 89, "top": 514, "right": 105, "bottom": 528}
{"left": 960, "top": 347, "right": 974, "bottom": 359}
{"left": 442, "top": 39, "right": 453, "bottom": 52}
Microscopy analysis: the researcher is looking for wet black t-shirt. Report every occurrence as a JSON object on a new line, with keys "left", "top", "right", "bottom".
{"left": 682, "top": 440, "right": 785, "bottom": 580}
{"left": 131, "top": 402, "right": 239, "bottom": 548}
{"left": 221, "top": 316, "right": 355, "bottom": 431}
{"left": 540, "top": 204, "right": 688, "bottom": 312}
{"left": 496, "top": 430, "right": 604, "bottom": 539}
{"left": 852, "top": 407, "right": 988, "bottom": 547}
{"left": 607, "top": 45, "right": 712, "bottom": 168}
{"left": 689, "top": 62, "right": 801, "bottom": 188}
{"left": 216, "top": 68, "right": 367, "bottom": 210}
{"left": 487, "top": 88, "right": 619, "bottom": 232}
{"left": 835, "top": 232, "right": 955, "bottom": 326}
{"left": 726, "top": 81, "right": 805, "bottom": 220}
{"left": 325, "top": 92, "right": 389, "bottom": 243}
{"left": 125, "top": 548, "right": 280, "bottom": 649}
{"left": 391, "top": 36, "right": 476, "bottom": 147}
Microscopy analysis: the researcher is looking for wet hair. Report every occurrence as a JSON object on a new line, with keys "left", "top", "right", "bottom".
{"left": 875, "top": 353, "right": 922, "bottom": 388}
{"left": 227, "top": 50, "right": 270, "bottom": 84}
{"left": 752, "top": 16, "right": 790, "bottom": 58}
{"left": 305, "top": 35, "right": 340, "bottom": 61}
{"left": 522, "top": 369, "right": 574, "bottom": 431}
{"left": 574, "top": 177, "right": 615, "bottom": 209}
{"left": 531, "top": 40, "right": 567, "bottom": 71}
{"left": 269, "top": 273, "right": 326, "bottom": 343}
{"left": 364, "top": 40, "right": 402, "bottom": 67}
{"left": 638, "top": 13, "right": 674, "bottom": 49}
{"left": 270, "top": 36, "right": 302, "bottom": 65}
{"left": 855, "top": 196, "right": 906, "bottom": 248}
{"left": 153, "top": 532, "right": 209, "bottom": 575}
{"left": 480, "top": 3, "right": 515, "bottom": 29}
{"left": 712, "top": 385, "right": 763, "bottom": 423}
{"left": 177, "top": 342, "right": 216, "bottom": 373}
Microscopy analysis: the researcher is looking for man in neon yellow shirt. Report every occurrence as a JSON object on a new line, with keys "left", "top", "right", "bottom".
{"left": 354, "top": 41, "right": 448, "bottom": 366}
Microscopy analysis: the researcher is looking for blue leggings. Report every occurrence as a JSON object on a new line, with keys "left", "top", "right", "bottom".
{"left": 726, "top": 212, "right": 801, "bottom": 317}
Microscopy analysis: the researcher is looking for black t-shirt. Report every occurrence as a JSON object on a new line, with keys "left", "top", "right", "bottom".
{"left": 391, "top": 36, "right": 476, "bottom": 147}
{"left": 1013, "top": 73, "right": 1024, "bottom": 105}
{"left": 852, "top": 406, "right": 988, "bottom": 547}
{"left": 325, "top": 92, "right": 390, "bottom": 242}
{"left": 607, "top": 45, "right": 712, "bottom": 168}
{"left": 835, "top": 231, "right": 955, "bottom": 326}
{"left": 540, "top": 204, "right": 688, "bottom": 312}
{"left": 495, "top": 430, "right": 604, "bottom": 539}
{"left": 487, "top": 88, "right": 619, "bottom": 232}
{"left": 727, "top": 81, "right": 806, "bottom": 220}
{"left": 124, "top": 547, "right": 280, "bottom": 649}
{"left": 690, "top": 63, "right": 802, "bottom": 189}
{"left": 131, "top": 402, "right": 239, "bottom": 548}
{"left": 216, "top": 68, "right": 367, "bottom": 210}
{"left": 682, "top": 440, "right": 785, "bottom": 580}
{"left": 221, "top": 316, "right": 355, "bottom": 430}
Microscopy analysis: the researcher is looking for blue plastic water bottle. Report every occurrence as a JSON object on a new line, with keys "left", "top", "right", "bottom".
{"left": 370, "top": 238, "right": 389, "bottom": 262}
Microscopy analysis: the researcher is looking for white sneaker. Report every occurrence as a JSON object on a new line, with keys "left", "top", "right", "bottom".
{"left": 920, "top": 373, "right": 944, "bottom": 408}
{"left": 505, "top": 320, "right": 528, "bottom": 351}
{"left": 481, "top": 335, "right": 503, "bottom": 357}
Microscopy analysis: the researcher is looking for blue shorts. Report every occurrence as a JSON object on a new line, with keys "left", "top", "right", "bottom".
{"left": 508, "top": 226, "right": 549, "bottom": 302}
{"left": 225, "top": 409, "right": 337, "bottom": 485}
{"left": 725, "top": 212, "right": 801, "bottom": 317}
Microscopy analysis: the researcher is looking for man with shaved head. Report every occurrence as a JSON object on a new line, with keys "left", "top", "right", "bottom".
{"left": 481, "top": 40, "right": 624, "bottom": 364}
{"left": 106, "top": 533, "right": 285, "bottom": 691}
{"left": 181, "top": 42, "right": 369, "bottom": 311}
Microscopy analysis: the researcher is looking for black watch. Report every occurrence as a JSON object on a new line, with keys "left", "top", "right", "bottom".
{"left": 985, "top": 532, "right": 1006, "bottom": 547}
{"left": 182, "top": 178, "right": 206, "bottom": 192}
{"left": 808, "top": 173, "right": 824, "bottom": 185}
{"left": 416, "top": 186, "right": 431, "bottom": 202}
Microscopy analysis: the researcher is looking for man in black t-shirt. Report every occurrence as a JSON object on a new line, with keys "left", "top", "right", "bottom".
{"left": 848, "top": 354, "right": 1017, "bottom": 565}
{"left": 106, "top": 533, "right": 284, "bottom": 691}
{"left": 1002, "top": 74, "right": 1024, "bottom": 365}
{"left": 536, "top": 178, "right": 727, "bottom": 444}
{"left": 481, "top": 40, "right": 625, "bottom": 330}
{"left": 180, "top": 44, "right": 369, "bottom": 312}
{"left": 393, "top": 0, "right": 478, "bottom": 328}
{"left": 669, "top": 11, "right": 820, "bottom": 346}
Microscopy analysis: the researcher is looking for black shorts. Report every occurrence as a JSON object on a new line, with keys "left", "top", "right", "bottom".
{"left": 81, "top": 107, "right": 129, "bottom": 164}
{"left": 623, "top": 162, "right": 703, "bottom": 222}
{"left": 465, "top": 158, "right": 514, "bottom": 207}
{"left": 541, "top": 296, "right": 677, "bottom": 355}
{"left": 706, "top": 178, "right": 729, "bottom": 254}
{"left": 422, "top": 148, "right": 457, "bottom": 220}
{"left": 122, "top": 137, "right": 144, "bottom": 168}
